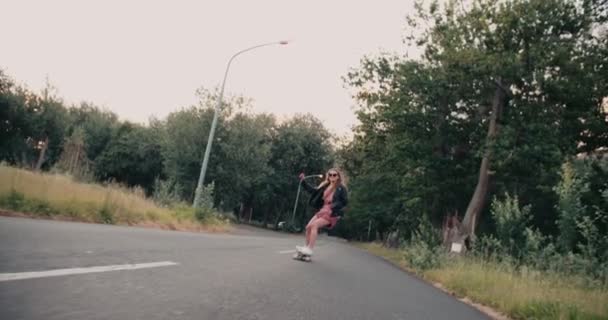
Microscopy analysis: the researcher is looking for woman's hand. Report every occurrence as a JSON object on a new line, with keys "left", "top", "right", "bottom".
{"left": 298, "top": 172, "right": 305, "bottom": 181}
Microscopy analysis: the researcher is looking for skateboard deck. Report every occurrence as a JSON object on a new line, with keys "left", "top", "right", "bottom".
{"left": 293, "top": 251, "right": 311, "bottom": 262}
{"left": 293, "top": 247, "right": 312, "bottom": 262}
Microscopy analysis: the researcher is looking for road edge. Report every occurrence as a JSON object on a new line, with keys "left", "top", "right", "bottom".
{"left": 350, "top": 243, "right": 512, "bottom": 320}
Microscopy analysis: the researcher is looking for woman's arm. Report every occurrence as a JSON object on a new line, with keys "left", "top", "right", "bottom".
{"left": 300, "top": 179, "right": 316, "bottom": 194}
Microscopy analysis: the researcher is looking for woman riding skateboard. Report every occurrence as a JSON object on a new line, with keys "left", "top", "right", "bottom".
{"left": 296, "top": 168, "right": 348, "bottom": 256}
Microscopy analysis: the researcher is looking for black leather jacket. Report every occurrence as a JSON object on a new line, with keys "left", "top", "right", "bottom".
{"left": 301, "top": 180, "right": 348, "bottom": 217}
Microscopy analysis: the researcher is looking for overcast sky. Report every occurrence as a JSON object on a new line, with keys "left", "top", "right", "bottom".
{"left": 1, "top": 0, "right": 420, "bottom": 137}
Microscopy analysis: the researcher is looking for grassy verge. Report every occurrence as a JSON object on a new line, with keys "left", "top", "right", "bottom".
{"left": 357, "top": 242, "right": 608, "bottom": 320}
{"left": 0, "top": 165, "right": 230, "bottom": 232}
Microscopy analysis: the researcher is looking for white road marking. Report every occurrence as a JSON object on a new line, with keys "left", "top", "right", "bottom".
{"left": 0, "top": 261, "right": 179, "bottom": 282}
{"left": 278, "top": 249, "right": 297, "bottom": 254}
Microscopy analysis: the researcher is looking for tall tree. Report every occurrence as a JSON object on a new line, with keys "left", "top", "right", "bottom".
{"left": 343, "top": 0, "right": 608, "bottom": 243}
{"left": 0, "top": 70, "right": 30, "bottom": 165}
{"left": 30, "top": 81, "right": 68, "bottom": 170}
{"left": 95, "top": 123, "right": 164, "bottom": 193}
{"left": 213, "top": 112, "right": 275, "bottom": 213}
{"left": 260, "top": 114, "right": 334, "bottom": 228}
{"left": 159, "top": 89, "right": 246, "bottom": 202}
{"left": 67, "top": 103, "right": 119, "bottom": 163}
{"left": 0, "top": 72, "right": 68, "bottom": 169}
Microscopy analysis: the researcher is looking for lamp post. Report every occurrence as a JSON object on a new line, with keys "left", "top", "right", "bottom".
{"left": 193, "top": 40, "right": 289, "bottom": 208}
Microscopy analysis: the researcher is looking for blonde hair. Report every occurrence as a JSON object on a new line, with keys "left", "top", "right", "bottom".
{"left": 318, "top": 168, "right": 347, "bottom": 191}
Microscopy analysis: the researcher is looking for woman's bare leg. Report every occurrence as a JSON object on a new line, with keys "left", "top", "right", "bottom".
{"left": 308, "top": 218, "right": 330, "bottom": 249}
{"left": 305, "top": 216, "right": 319, "bottom": 246}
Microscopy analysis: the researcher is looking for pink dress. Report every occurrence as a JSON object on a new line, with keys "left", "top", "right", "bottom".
{"left": 314, "top": 187, "right": 339, "bottom": 228}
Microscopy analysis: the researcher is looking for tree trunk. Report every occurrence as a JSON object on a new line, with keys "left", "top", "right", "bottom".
{"left": 35, "top": 136, "right": 49, "bottom": 171}
{"left": 233, "top": 203, "right": 242, "bottom": 223}
{"left": 384, "top": 229, "right": 400, "bottom": 248}
{"left": 448, "top": 79, "right": 506, "bottom": 251}
{"left": 72, "top": 144, "right": 81, "bottom": 173}
{"left": 261, "top": 209, "right": 267, "bottom": 226}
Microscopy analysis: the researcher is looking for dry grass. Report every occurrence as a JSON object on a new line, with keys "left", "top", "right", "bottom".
{"left": 0, "top": 165, "right": 230, "bottom": 232}
{"left": 356, "top": 242, "right": 413, "bottom": 271}
{"left": 357, "top": 242, "right": 608, "bottom": 320}
{"left": 426, "top": 260, "right": 608, "bottom": 319}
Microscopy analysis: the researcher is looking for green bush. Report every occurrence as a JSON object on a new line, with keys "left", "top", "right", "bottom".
{"left": 512, "top": 300, "right": 604, "bottom": 320}
{"left": 152, "top": 178, "right": 183, "bottom": 207}
{"left": 2, "top": 189, "right": 25, "bottom": 210}
{"left": 404, "top": 239, "right": 447, "bottom": 271}
{"left": 98, "top": 205, "right": 114, "bottom": 224}
{"left": 195, "top": 206, "right": 214, "bottom": 222}
{"left": 403, "top": 215, "right": 446, "bottom": 271}
{"left": 473, "top": 234, "right": 504, "bottom": 259}
{"left": 555, "top": 159, "right": 608, "bottom": 258}
{"left": 555, "top": 162, "right": 591, "bottom": 252}
{"left": 0, "top": 189, "right": 56, "bottom": 216}
{"left": 490, "top": 193, "right": 539, "bottom": 261}
{"left": 191, "top": 182, "right": 215, "bottom": 223}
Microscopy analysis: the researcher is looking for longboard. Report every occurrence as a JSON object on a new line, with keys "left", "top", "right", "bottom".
{"left": 293, "top": 251, "right": 311, "bottom": 262}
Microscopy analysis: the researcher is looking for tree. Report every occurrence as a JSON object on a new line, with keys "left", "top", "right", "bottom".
{"left": 54, "top": 127, "right": 92, "bottom": 180}
{"left": 259, "top": 114, "right": 334, "bottom": 229}
{"left": 94, "top": 123, "right": 163, "bottom": 193}
{"left": 30, "top": 81, "right": 68, "bottom": 171}
{"left": 213, "top": 112, "right": 275, "bottom": 213}
{"left": 0, "top": 70, "right": 30, "bottom": 165}
{"left": 343, "top": 0, "right": 608, "bottom": 245}
{"left": 159, "top": 88, "right": 246, "bottom": 202}
{"left": 66, "top": 103, "right": 119, "bottom": 163}
{"left": 0, "top": 71, "right": 68, "bottom": 170}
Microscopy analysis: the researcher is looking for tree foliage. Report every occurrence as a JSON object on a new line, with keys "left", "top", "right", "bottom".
{"left": 0, "top": 73, "right": 336, "bottom": 229}
{"left": 341, "top": 0, "right": 608, "bottom": 243}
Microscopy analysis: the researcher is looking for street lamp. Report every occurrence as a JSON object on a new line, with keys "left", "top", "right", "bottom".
{"left": 193, "top": 40, "right": 289, "bottom": 208}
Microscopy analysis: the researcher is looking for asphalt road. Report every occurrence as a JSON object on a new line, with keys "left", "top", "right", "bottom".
{"left": 0, "top": 217, "right": 489, "bottom": 320}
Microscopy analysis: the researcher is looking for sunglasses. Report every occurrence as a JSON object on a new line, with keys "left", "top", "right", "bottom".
{"left": 328, "top": 173, "right": 339, "bottom": 177}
